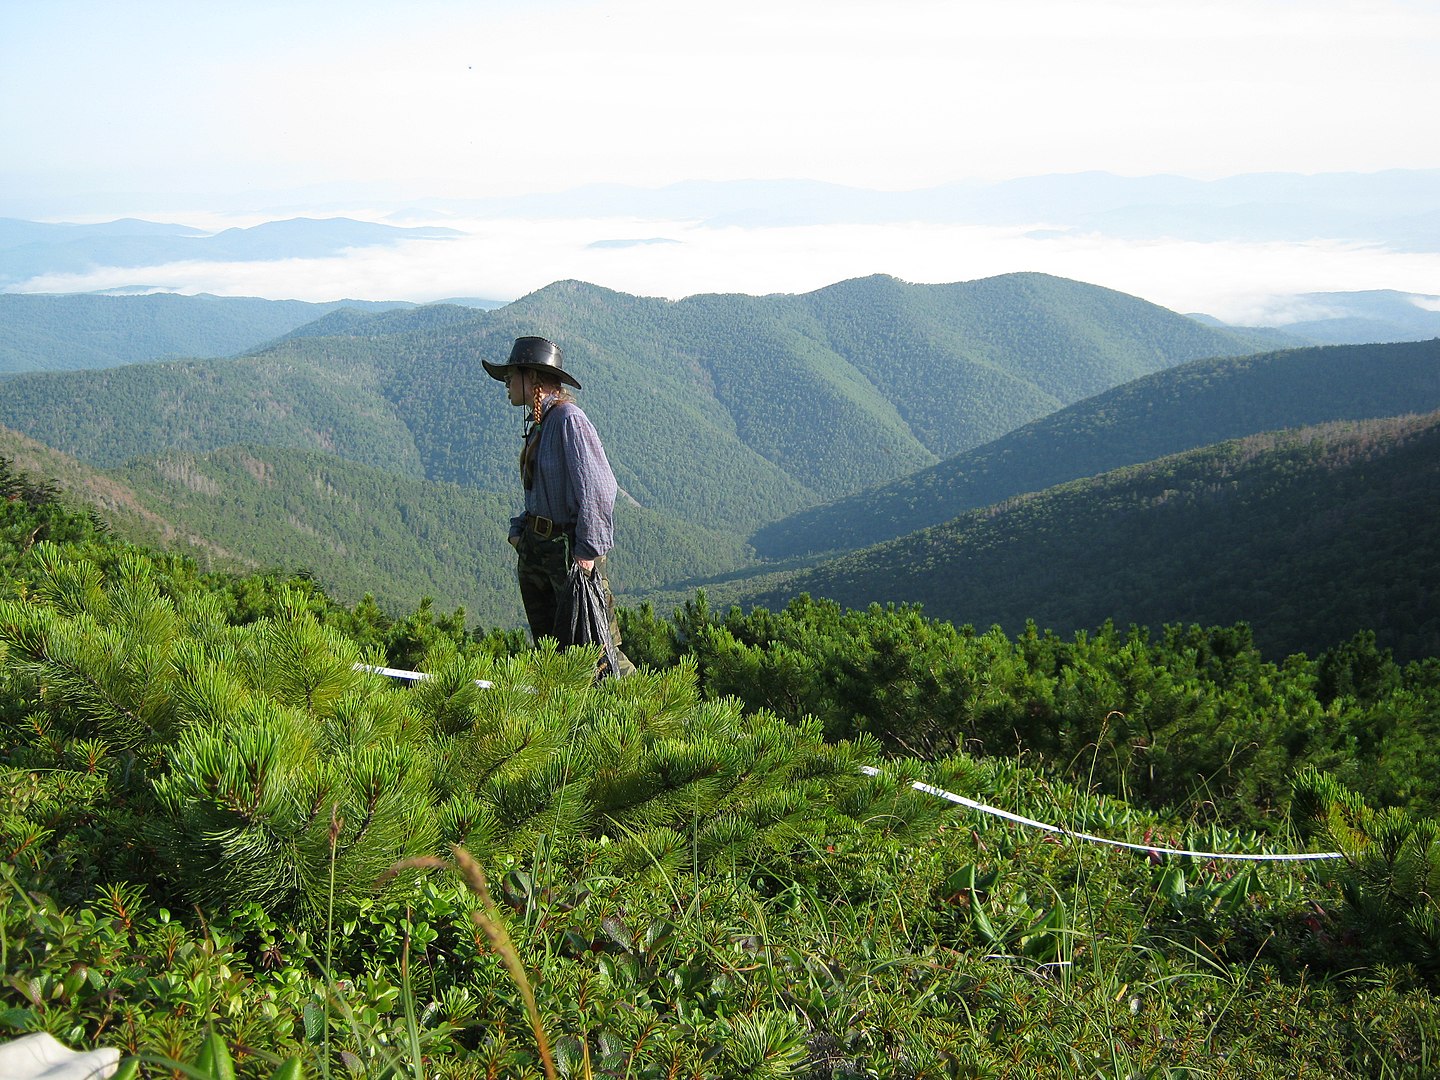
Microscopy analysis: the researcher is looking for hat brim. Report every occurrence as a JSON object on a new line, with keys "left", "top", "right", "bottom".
{"left": 483, "top": 360, "right": 582, "bottom": 390}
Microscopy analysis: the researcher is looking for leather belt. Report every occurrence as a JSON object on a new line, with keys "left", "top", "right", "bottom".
{"left": 527, "top": 514, "right": 572, "bottom": 539}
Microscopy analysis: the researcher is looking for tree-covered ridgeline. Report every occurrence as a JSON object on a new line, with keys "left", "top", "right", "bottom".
{"left": 729, "top": 411, "right": 1440, "bottom": 665}
{"left": 6, "top": 458, "right": 1440, "bottom": 1077}
{"left": 753, "top": 337, "right": 1440, "bottom": 559}
{"left": 2, "top": 288, "right": 1430, "bottom": 649}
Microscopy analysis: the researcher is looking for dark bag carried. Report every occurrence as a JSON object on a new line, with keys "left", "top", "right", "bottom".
{"left": 558, "top": 564, "right": 621, "bottom": 680}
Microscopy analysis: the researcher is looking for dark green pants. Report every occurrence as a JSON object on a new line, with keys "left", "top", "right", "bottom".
{"left": 515, "top": 530, "right": 635, "bottom": 677}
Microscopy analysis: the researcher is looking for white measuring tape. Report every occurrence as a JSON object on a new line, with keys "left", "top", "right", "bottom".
{"left": 860, "top": 766, "right": 1343, "bottom": 862}
{"left": 356, "top": 663, "right": 495, "bottom": 689}
{"left": 357, "top": 664, "right": 1343, "bottom": 863}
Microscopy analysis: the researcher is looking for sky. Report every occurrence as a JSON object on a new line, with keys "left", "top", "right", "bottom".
{"left": 3, "top": 0, "right": 1440, "bottom": 318}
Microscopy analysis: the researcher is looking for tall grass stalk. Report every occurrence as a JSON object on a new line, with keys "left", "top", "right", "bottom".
{"left": 391, "top": 846, "right": 558, "bottom": 1080}
{"left": 691, "top": 785, "right": 702, "bottom": 920}
{"left": 527, "top": 692, "right": 589, "bottom": 969}
{"left": 323, "top": 804, "right": 341, "bottom": 1080}
{"left": 308, "top": 807, "right": 444, "bottom": 1080}
{"left": 398, "top": 925, "right": 426, "bottom": 1080}
{"left": 1079, "top": 716, "right": 1114, "bottom": 1044}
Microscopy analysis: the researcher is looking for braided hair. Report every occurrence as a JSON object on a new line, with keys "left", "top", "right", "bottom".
{"left": 530, "top": 372, "right": 576, "bottom": 424}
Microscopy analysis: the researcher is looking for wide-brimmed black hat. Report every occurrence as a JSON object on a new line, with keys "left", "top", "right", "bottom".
{"left": 483, "top": 336, "right": 581, "bottom": 390}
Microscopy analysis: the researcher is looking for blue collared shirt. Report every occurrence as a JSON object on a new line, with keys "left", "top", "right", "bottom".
{"left": 510, "top": 399, "right": 618, "bottom": 560}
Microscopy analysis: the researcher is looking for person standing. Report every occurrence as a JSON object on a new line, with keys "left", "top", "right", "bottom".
{"left": 484, "top": 336, "right": 634, "bottom": 677}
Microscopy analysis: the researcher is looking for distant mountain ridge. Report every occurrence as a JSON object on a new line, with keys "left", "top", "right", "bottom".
{"left": 0, "top": 273, "right": 1272, "bottom": 542}
{"left": 0, "top": 292, "right": 416, "bottom": 373}
{"left": 753, "top": 338, "right": 1440, "bottom": 558}
{"left": 1248, "top": 290, "right": 1440, "bottom": 345}
{"left": 0, "top": 215, "right": 461, "bottom": 289}
{"left": 7, "top": 170, "right": 1437, "bottom": 339}
{"left": 397, "top": 170, "right": 1440, "bottom": 249}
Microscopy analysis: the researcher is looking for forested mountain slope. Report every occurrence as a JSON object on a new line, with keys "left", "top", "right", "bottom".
{"left": 736, "top": 411, "right": 1440, "bottom": 661}
{"left": 789, "top": 273, "right": 1276, "bottom": 455}
{"left": 0, "top": 425, "right": 748, "bottom": 626}
{"left": 0, "top": 273, "right": 1270, "bottom": 540}
{"left": 754, "top": 338, "right": 1440, "bottom": 557}
{"left": 0, "top": 424, "right": 249, "bottom": 567}
{"left": 112, "top": 444, "right": 751, "bottom": 624}
{"left": 0, "top": 335, "right": 431, "bottom": 475}
{"left": 0, "top": 292, "right": 412, "bottom": 373}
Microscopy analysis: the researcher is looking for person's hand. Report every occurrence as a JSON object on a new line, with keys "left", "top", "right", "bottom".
{"left": 576, "top": 557, "right": 595, "bottom": 572}
{"left": 508, "top": 533, "right": 521, "bottom": 549}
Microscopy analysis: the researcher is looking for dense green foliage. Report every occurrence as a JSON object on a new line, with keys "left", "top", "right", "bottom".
{"left": 0, "top": 293, "right": 412, "bottom": 374}
{"left": 731, "top": 412, "right": 1440, "bottom": 663}
{"left": 0, "top": 454, "right": 521, "bottom": 669}
{"left": 622, "top": 592, "right": 1440, "bottom": 824}
{"left": 754, "top": 337, "right": 1440, "bottom": 557}
{"left": 6, "top": 459, "right": 1440, "bottom": 1077}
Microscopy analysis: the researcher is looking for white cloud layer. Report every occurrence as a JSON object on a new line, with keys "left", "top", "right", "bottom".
{"left": 15, "top": 215, "right": 1440, "bottom": 325}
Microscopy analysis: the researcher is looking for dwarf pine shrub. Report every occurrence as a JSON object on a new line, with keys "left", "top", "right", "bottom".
{"left": 1293, "top": 767, "right": 1440, "bottom": 982}
{"left": 1, "top": 545, "right": 929, "bottom": 927}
